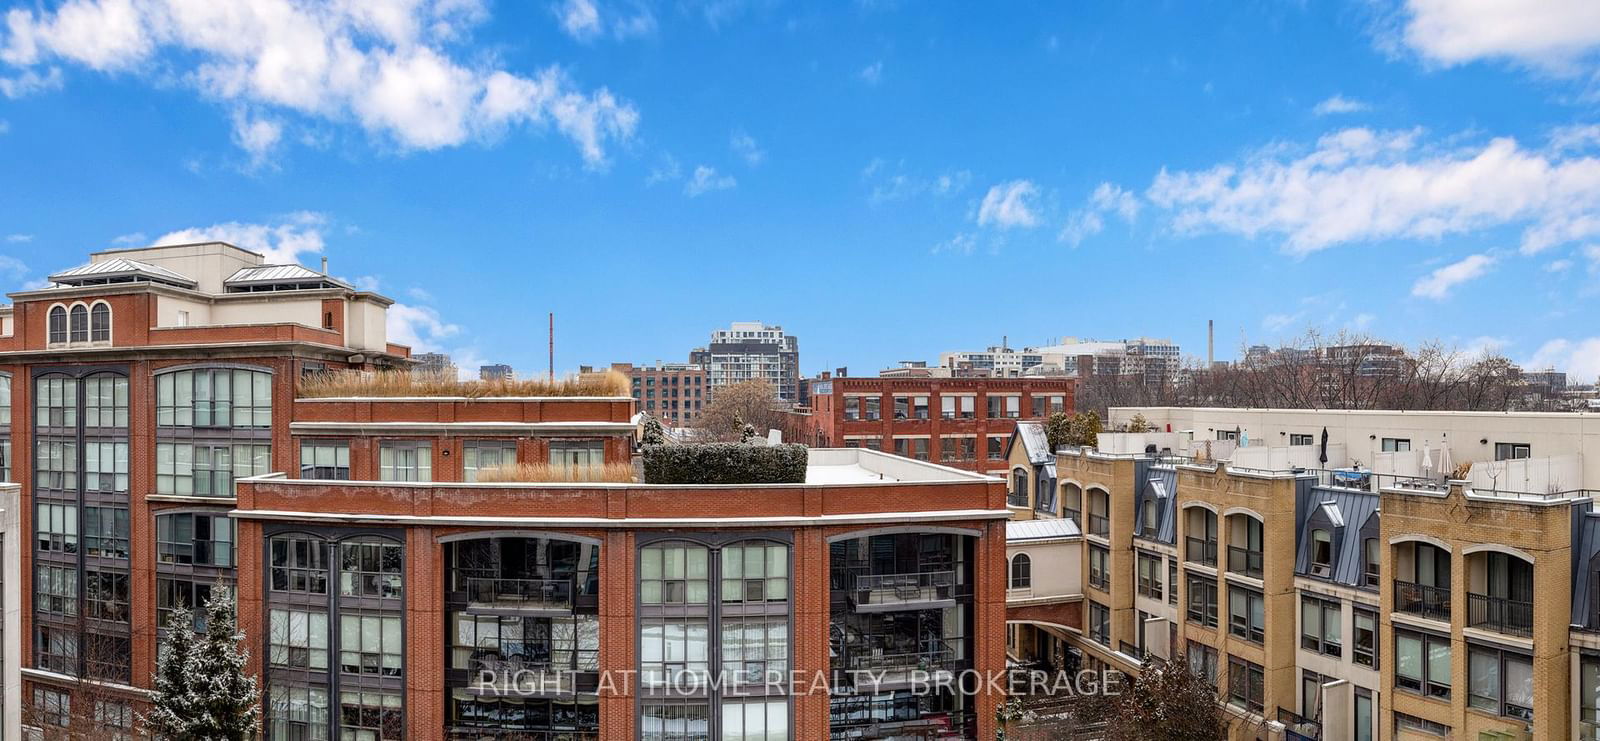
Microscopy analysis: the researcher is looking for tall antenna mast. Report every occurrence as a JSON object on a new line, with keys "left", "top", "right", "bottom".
{"left": 548, "top": 313, "right": 555, "bottom": 381}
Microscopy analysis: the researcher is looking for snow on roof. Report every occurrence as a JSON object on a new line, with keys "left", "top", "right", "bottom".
{"left": 1015, "top": 421, "right": 1052, "bottom": 465}
{"left": 1007, "top": 517, "right": 1081, "bottom": 541}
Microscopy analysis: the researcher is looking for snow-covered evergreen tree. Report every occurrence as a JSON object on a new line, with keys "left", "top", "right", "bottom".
{"left": 146, "top": 587, "right": 261, "bottom": 740}
{"left": 189, "top": 586, "right": 261, "bottom": 740}
{"left": 143, "top": 603, "right": 200, "bottom": 738}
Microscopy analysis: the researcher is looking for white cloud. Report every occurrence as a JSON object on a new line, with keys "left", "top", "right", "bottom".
{"left": 1523, "top": 337, "right": 1600, "bottom": 381}
{"left": 0, "top": 255, "right": 27, "bottom": 279}
{"left": 863, "top": 161, "right": 970, "bottom": 204}
{"left": 645, "top": 153, "right": 682, "bottom": 185}
{"left": 1462, "top": 335, "right": 1509, "bottom": 357}
{"left": 1410, "top": 253, "right": 1496, "bottom": 300}
{"left": 111, "top": 231, "right": 146, "bottom": 246}
{"left": 0, "top": 0, "right": 638, "bottom": 165}
{"left": 1144, "top": 127, "right": 1600, "bottom": 256}
{"left": 932, "top": 232, "right": 977, "bottom": 255}
{"left": 859, "top": 61, "right": 882, "bottom": 85}
{"left": 684, "top": 165, "right": 735, "bottom": 197}
{"left": 1547, "top": 258, "right": 1574, "bottom": 272}
{"left": 386, "top": 302, "right": 461, "bottom": 353}
{"left": 1262, "top": 312, "right": 1304, "bottom": 332}
{"left": 1550, "top": 124, "right": 1600, "bottom": 151}
{"left": 1058, "top": 182, "right": 1138, "bottom": 245}
{"left": 152, "top": 212, "right": 328, "bottom": 265}
{"left": 555, "top": 0, "right": 653, "bottom": 41}
{"left": 4, "top": 233, "right": 31, "bottom": 243}
{"left": 1397, "top": 0, "right": 1600, "bottom": 73}
{"left": 1313, "top": 94, "right": 1370, "bottom": 115}
{"left": 555, "top": 0, "right": 602, "bottom": 40}
{"left": 230, "top": 109, "right": 282, "bottom": 169}
{"left": 977, "top": 180, "right": 1040, "bottom": 229}
{"left": 0, "top": 66, "right": 61, "bottom": 98}
{"left": 730, "top": 129, "right": 764, "bottom": 166}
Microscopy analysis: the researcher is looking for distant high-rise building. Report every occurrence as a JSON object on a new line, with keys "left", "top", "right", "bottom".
{"left": 607, "top": 362, "right": 708, "bottom": 425}
{"left": 939, "top": 336, "right": 1181, "bottom": 383}
{"left": 692, "top": 321, "right": 801, "bottom": 403}
{"left": 412, "top": 351, "right": 457, "bottom": 378}
{"left": 479, "top": 364, "right": 514, "bottom": 382}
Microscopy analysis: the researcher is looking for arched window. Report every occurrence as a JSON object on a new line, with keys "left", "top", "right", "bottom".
{"left": 1310, "top": 529, "right": 1333, "bottom": 576}
{"left": 68, "top": 305, "right": 88, "bottom": 342}
{"left": 90, "top": 302, "right": 110, "bottom": 342}
{"left": 1010, "top": 553, "right": 1032, "bottom": 589}
{"left": 1010, "top": 468, "right": 1029, "bottom": 506}
{"left": 47, "top": 306, "right": 66, "bottom": 344}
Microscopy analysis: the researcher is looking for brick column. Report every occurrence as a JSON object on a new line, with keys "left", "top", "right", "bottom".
{"left": 793, "top": 527, "right": 831, "bottom": 739}
{"left": 599, "top": 530, "right": 635, "bottom": 738}
{"left": 406, "top": 527, "right": 445, "bottom": 736}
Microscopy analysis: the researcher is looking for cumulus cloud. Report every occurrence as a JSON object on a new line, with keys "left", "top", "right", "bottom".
{"left": 684, "top": 165, "right": 735, "bottom": 197}
{"left": 0, "top": 255, "right": 27, "bottom": 279}
{"left": 859, "top": 61, "right": 882, "bottom": 85}
{"left": 1410, "top": 253, "right": 1496, "bottom": 299}
{"left": 554, "top": 0, "right": 654, "bottom": 41}
{"left": 1313, "top": 94, "right": 1370, "bottom": 115}
{"left": 1396, "top": 0, "right": 1600, "bottom": 73}
{"left": 730, "top": 129, "right": 764, "bottom": 166}
{"left": 862, "top": 160, "right": 970, "bottom": 204}
{"left": 977, "top": 180, "right": 1040, "bottom": 229}
{"left": 1262, "top": 312, "right": 1304, "bottom": 332}
{"left": 5, "top": 233, "right": 31, "bottom": 243}
{"left": 0, "top": 0, "right": 638, "bottom": 165}
{"left": 1523, "top": 336, "right": 1600, "bottom": 381}
{"left": 230, "top": 109, "right": 282, "bottom": 169}
{"left": 1144, "top": 127, "right": 1600, "bottom": 256}
{"left": 152, "top": 212, "right": 329, "bottom": 265}
{"left": 1059, "top": 182, "right": 1138, "bottom": 245}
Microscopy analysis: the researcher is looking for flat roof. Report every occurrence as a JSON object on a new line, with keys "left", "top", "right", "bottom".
{"left": 804, "top": 448, "right": 998, "bottom": 484}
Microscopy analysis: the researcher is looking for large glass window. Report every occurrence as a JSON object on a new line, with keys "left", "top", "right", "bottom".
{"left": 641, "top": 704, "right": 710, "bottom": 741}
{"left": 300, "top": 440, "right": 350, "bottom": 480}
{"left": 339, "top": 613, "right": 403, "bottom": 676}
{"left": 1468, "top": 645, "right": 1533, "bottom": 720}
{"left": 36, "top": 502, "right": 77, "bottom": 553}
{"left": 721, "top": 543, "right": 788, "bottom": 603}
{"left": 463, "top": 440, "right": 516, "bottom": 482}
{"left": 549, "top": 439, "right": 604, "bottom": 471}
{"left": 69, "top": 305, "right": 88, "bottom": 342}
{"left": 82, "top": 375, "right": 128, "bottom": 427}
{"left": 90, "top": 302, "right": 110, "bottom": 342}
{"left": 35, "top": 376, "right": 77, "bottom": 427}
{"left": 1088, "top": 601, "right": 1110, "bottom": 645}
{"left": 35, "top": 564, "right": 77, "bottom": 616}
{"left": 156, "top": 368, "right": 273, "bottom": 428}
{"left": 1353, "top": 607, "right": 1378, "bottom": 668}
{"left": 270, "top": 608, "right": 330, "bottom": 670}
{"left": 640, "top": 618, "right": 711, "bottom": 688}
{"left": 721, "top": 699, "right": 788, "bottom": 741}
{"left": 269, "top": 685, "right": 330, "bottom": 741}
{"left": 1228, "top": 587, "right": 1264, "bottom": 643}
{"left": 157, "top": 512, "right": 235, "bottom": 566}
{"left": 379, "top": 441, "right": 431, "bottom": 482}
{"left": 1227, "top": 655, "right": 1264, "bottom": 713}
{"left": 641, "top": 544, "right": 710, "bottom": 605}
{"left": 36, "top": 439, "right": 78, "bottom": 490}
{"left": 1301, "top": 596, "right": 1341, "bottom": 657}
{"left": 339, "top": 539, "right": 403, "bottom": 599}
{"left": 47, "top": 306, "right": 67, "bottom": 344}
{"left": 1187, "top": 573, "right": 1218, "bottom": 628}
{"left": 271, "top": 534, "right": 329, "bottom": 594}
{"left": 1395, "top": 629, "right": 1451, "bottom": 699}
{"left": 339, "top": 690, "right": 402, "bottom": 741}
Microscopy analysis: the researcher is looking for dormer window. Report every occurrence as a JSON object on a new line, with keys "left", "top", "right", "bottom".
{"left": 1363, "top": 538, "right": 1380, "bottom": 587}
{"left": 1311, "top": 529, "right": 1333, "bottom": 577}
{"left": 47, "top": 306, "right": 66, "bottom": 344}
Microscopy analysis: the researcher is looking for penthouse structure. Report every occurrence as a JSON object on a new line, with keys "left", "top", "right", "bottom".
{"left": 806, "top": 374, "right": 1074, "bottom": 474}
{"left": 3, "top": 242, "right": 1011, "bottom": 740}
{"left": 1001, "top": 406, "right": 1600, "bottom": 741}
{"left": 691, "top": 322, "right": 800, "bottom": 404}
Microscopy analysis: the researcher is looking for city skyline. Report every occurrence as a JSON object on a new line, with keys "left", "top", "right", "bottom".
{"left": 3, "top": 2, "right": 1600, "bottom": 379}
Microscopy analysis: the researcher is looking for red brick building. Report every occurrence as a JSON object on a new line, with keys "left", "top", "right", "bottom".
{"left": 606, "top": 361, "right": 708, "bottom": 426}
{"left": 806, "top": 375, "right": 1075, "bottom": 474}
{"left": 5, "top": 242, "right": 1011, "bottom": 740}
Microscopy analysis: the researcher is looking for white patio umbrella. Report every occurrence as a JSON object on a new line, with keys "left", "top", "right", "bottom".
{"left": 1437, "top": 441, "right": 1453, "bottom": 481}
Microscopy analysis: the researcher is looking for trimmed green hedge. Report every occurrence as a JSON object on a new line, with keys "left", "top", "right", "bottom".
{"left": 642, "top": 443, "right": 808, "bottom": 484}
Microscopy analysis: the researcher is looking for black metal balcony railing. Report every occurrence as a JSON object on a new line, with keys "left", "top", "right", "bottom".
{"left": 1467, "top": 592, "right": 1533, "bottom": 637}
{"left": 1061, "top": 507, "right": 1081, "bottom": 524}
{"left": 1227, "top": 546, "right": 1263, "bottom": 579}
{"left": 1185, "top": 537, "right": 1218, "bottom": 566}
{"left": 1088, "top": 514, "right": 1110, "bottom": 537}
{"left": 1007, "top": 490, "right": 1029, "bottom": 507}
{"left": 1394, "top": 580, "right": 1451, "bottom": 622}
{"left": 463, "top": 577, "right": 574, "bottom": 611}
{"left": 843, "top": 642, "right": 957, "bottom": 675}
{"left": 1277, "top": 707, "right": 1320, "bottom": 737}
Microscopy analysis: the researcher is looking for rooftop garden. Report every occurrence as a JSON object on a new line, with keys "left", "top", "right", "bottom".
{"left": 298, "top": 369, "right": 630, "bottom": 399}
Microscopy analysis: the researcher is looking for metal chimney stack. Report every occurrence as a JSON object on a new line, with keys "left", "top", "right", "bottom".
{"left": 1207, "top": 319, "right": 1214, "bottom": 367}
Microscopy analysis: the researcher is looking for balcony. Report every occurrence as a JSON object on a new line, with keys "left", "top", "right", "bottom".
{"left": 1062, "top": 507, "right": 1081, "bottom": 524}
{"left": 1277, "top": 708, "right": 1319, "bottom": 739}
{"left": 1467, "top": 593, "right": 1532, "bottom": 637}
{"left": 1227, "top": 546, "right": 1263, "bottom": 579}
{"left": 1394, "top": 580, "right": 1450, "bottom": 622}
{"left": 1088, "top": 514, "right": 1110, "bottom": 538}
{"left": 850, "top": 571, "right": 964, "bottom": 612}
{"left": 1007, "top": 490, "right": 1029, "bottom": 507}
{"left": 462, "top": 577, "right": 574, "bottom": 613}
{"left": 838, "top": 641, "right": 959, "bottom": 689}
{"left": 1185, "top": 537, "right": 1218, "bottom": 567}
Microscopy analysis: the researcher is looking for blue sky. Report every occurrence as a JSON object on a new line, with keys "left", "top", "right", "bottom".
{"left": 3, "top": 1, "right": 1600, "bottom": 381}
